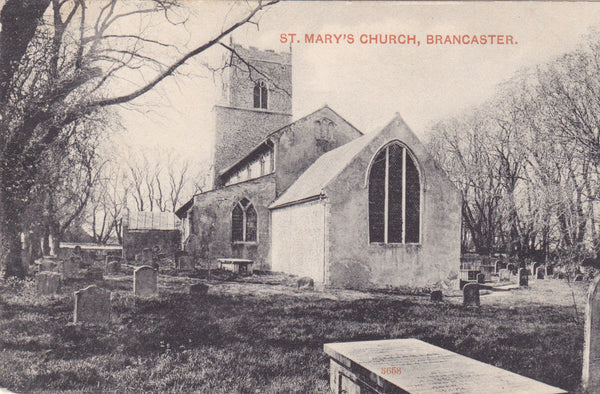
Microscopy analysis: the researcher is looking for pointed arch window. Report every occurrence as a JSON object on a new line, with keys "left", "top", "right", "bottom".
{"left": 232, "top": 198, "right": 257, "bottom": 242}
{"left": 253, "top": 81, "right": 268, "bottom": 109}
{"left": 368, "top": 142, "right": 420, "bottom": 244}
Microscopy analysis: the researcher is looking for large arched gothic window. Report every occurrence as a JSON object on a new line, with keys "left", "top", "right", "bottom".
{"left": 232, "top": 198, "right": 257, "bottom": 242}
{"left": 368, "top": 142, "right": 420, "bottom": 244}
{"left": 253, "top": 81, "right": 268, "bottom": 109}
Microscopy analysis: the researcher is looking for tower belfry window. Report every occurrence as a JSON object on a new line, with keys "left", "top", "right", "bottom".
{"left": 253, "top": 81, "right": 268, "bottom": 109}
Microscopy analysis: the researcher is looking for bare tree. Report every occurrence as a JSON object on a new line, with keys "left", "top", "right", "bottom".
{"left": 0, "top": 0, "right": 279, "bottom": 277}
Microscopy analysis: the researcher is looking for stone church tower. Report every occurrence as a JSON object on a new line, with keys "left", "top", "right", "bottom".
{"left": 212, "top": 44, "right": 293, "bottom": 188}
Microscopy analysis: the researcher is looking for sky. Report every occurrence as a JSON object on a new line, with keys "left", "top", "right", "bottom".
{"left": 111, "top": 1, "right": 600, "bottom": 172}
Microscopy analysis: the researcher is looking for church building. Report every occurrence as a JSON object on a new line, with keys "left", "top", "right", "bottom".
{"left": 176, "top": 45, "right": 461, "bottom": 289}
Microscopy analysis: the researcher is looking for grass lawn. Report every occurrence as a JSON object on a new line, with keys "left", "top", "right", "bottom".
{"left": 0, "top": 273, "right": 586, "bottom": 393}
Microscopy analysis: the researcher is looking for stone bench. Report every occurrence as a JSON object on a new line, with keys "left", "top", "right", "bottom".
{"left": 324, "top": 338, "right": 565, "bottom": 393}
{"left": 217, "top": 258, "right": 253, "bottom": 275}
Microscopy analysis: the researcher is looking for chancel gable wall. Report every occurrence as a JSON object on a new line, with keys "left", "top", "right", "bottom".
{"left": 270, "top": 114, "right": 461, "bottom": 289}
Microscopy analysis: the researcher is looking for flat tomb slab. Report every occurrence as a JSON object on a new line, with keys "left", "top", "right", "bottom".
{"left": 324, "top": 338, "right": 566, "bottom": 394}
{"left": 217, "top": 258, "right": 253, "bottom": 274}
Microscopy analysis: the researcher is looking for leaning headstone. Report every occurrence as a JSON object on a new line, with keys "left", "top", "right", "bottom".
{"left": 463, "top": 283, "right": 480, "bottom": 306}
{"left": 583, "top": 276, "right": 600, "bottom": 391}
{"left": 499, "top": 269, "right": 511, "bottom": 282}
{"left": 536, "top": 266, "right": 546, "bottom": 280}
{"left": 430, "top": 290, "right": 443, "bottom": 302}
{"left": 36, "top": 272, "right": 61, "bottom": 295}
{"left": 476, "top": 273, "right": 485, "bottom": 284}
{"left": 297, "top": 277, "right": 315, "bottom": 290}
{"left": 106, "top": 261, "right": 121, "bottom": 275}
{"left": 134, "top": 265, "right": 158, "bottom": 297}
{"left": 188, "top": 283, "right": 209, "bottom": 295}
{"left": 519, "top": 268, "right": 529, "bottom": 287}
{"left": 73, "top": 285, "right": 111, "bottom": 324}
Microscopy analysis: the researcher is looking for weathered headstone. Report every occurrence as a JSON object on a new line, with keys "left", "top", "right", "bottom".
{"left": 546, "top": 266, "right": 554, "bottom": 276}
{"left": 536, "top": 266, "right": 546, "bottom": 280}
{"left": 495, "top": 260, "right": 507, "bottom": 273}
{"left": 297, "top": 276, "right": 315, "bottom": 290}
{"left": 73, "top": 285, "right": 111, "bottom": 324}
{"left": 430, "top": 290, "right": 443, "bottom": 302}
{"left": 36, "top": 272, "right": 61, "bottom": 295}
{"left": 518, "top": 268, "right": 529, "bottom": 287}
{"left": 499, "top": 269, "right": 511, "bottom": 282}
{"left": 463, "top": 283, "right": 480, "bottom": 306}
{"left": 134, "top": 265, "right": 158, "bottom": 297}
{"left": 583, "top": 276, "right": 600, "bottom": 392}
{"left": 477, "top": 273, "right": 485, "bottom": 284}
{"left": 188, "top": 283, "right": 209, "bottom": 295}
{"left": 106, "top": 261, "right": 121, "bottom": 275}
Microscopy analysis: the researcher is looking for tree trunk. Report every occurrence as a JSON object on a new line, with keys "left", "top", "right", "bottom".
{"left": 0, "top": 188, "right": 26, "bottom": 278}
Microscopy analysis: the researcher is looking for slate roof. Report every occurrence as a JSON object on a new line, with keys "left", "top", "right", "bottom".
{"left": 269, "top": 125, "right": 381, "bottom": 209}
{"left": 219, "top": 105, "right": 362, "bottom": 178}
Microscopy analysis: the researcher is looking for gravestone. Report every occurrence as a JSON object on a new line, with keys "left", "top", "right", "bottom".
{"left": 297, "top": 277, "right": 315, "bottom": 290}
{"left": 36, "top": 272, "right": 61, "bottom": 295}
{"left": 463, "top": 283, "right": 480, "bottom": 306}
{"left": 583, "top": 276, "right": 600, "bottom": 392}
{"left": 188, "top": 283, "right": 209, "bottom": 295}
{"left": 495, "top": 260, "right": 507, "bottom": 273}
{"left": 73, "top": 285, "right": 111, "bottom": 324}
{"left": 476, "top": 273, "right": 485, "bottom": 284}
{"left": 430, "top": 290, "right": 443, "bottom": 302}
{"left": 546, "top": 266, "right": 554, "bottom": 276}
{"left": 507, "top": 263, "right": 515, "bottom": 274}
{"left": 533, "top": 262, "right": 542, "bottom": 278}
{"left": 134, "top": 265, "right": 158, "bottom": 297}
{"left": 536, "top": 266, "right": 546, "bottom": 280}
{"left": 106, "top": 261, "right": 121, "bottom": 275}
{"left": 499, "top": 269, "right": 511, "bottom": 282}
{"left": 519, "top": 268, "right": 529, "bottom": 287}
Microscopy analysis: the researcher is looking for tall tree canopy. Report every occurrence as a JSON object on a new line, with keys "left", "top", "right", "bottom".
{"left": 0, "top": 0, "right": 278, "bottom": 277}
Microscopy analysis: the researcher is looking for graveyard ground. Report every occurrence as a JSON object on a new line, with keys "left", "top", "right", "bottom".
{"left": 0, "top": 270, "right": 589, "bottom": 393}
